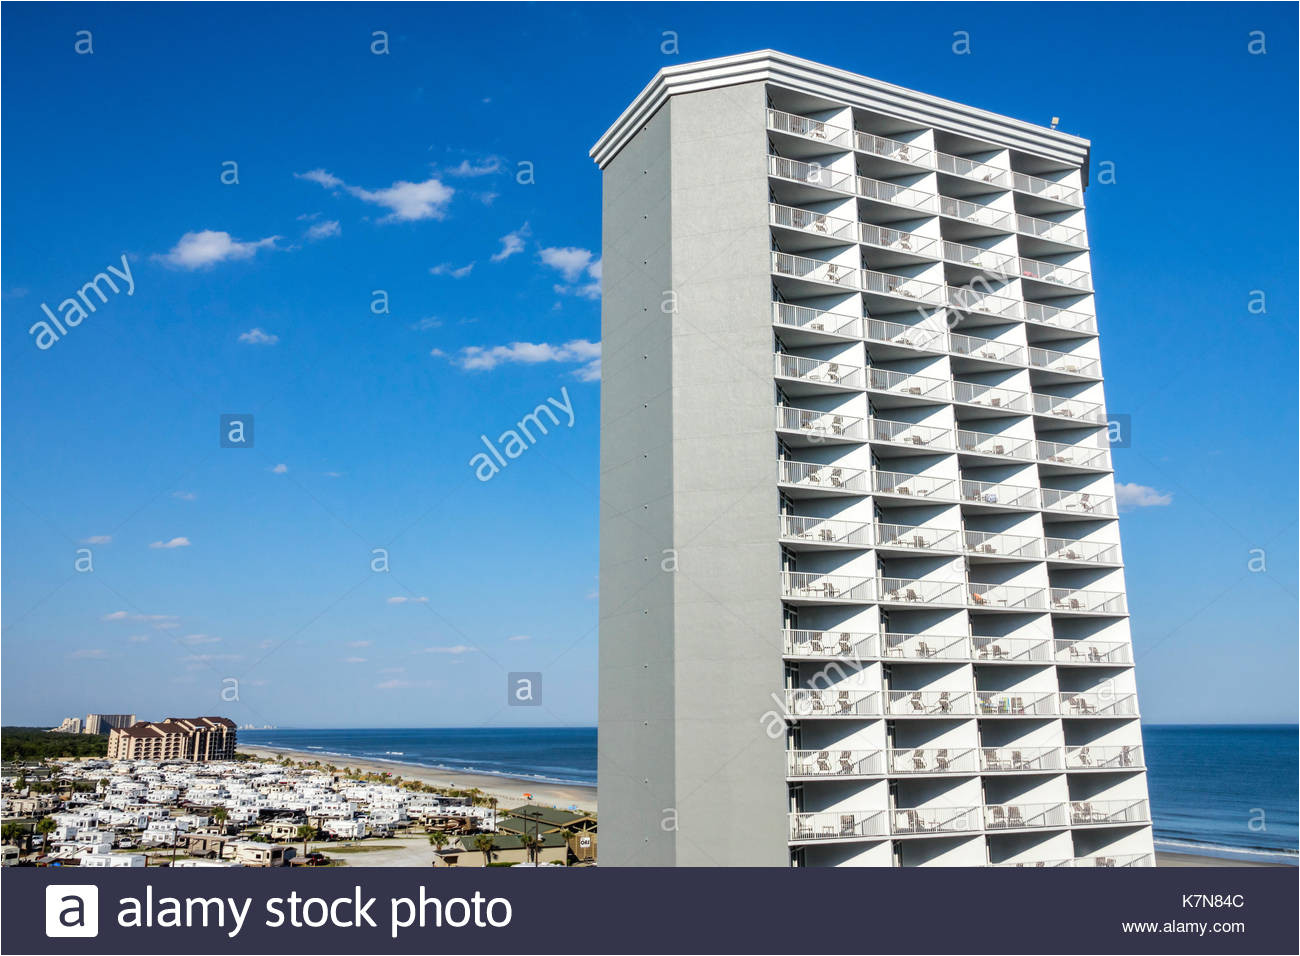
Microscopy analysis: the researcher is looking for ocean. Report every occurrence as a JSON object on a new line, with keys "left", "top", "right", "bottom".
{"left": 240, "top": 724, "right": 1297, "bottom": 864}
{"left": 1144, "top": 724, "right": 1297, "bottom": 865}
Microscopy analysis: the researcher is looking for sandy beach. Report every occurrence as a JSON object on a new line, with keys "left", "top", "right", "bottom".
{"left": 1156, "top": 849, "right": 1291, "bottom": 867}
{"left": 237, "top": 745, "right": 597, "bottom": 813}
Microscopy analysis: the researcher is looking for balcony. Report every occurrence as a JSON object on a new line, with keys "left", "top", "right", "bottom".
{"left": 1039, "top": 488, "right": 1115, "bottom": 517}
{"left": 885, "top": 689, "right": 973, "bottom": 716}
{"left": 862, "top": 267, "right": 945, "bottom": 305}
{"left": 864, "top": 316, "right": 947, "bottom": 353}
{"left": 882, "top": 631, "right": 969, "bottom": 661}
{"left": 980, "top": 746, "right": 1064, "bottom": 772}
{"left": 790, "top": 809, "right": 888, "bottom": 842}
{"left": 875, "top": 522, "right": 961, "bottom": 555}
{"left": 1069, "top": 799, "right": 1150, "bottom": 826}
{"left": 785, "top": 688, "right": 881, "bottom": 718}
{"left": 772, "top": 251, "right": 860, "bottom": 290}
{"left": 768, "top": 155, "right": 856, "bottom": 195}
{"left": 855, "top": 130, "right": 931, "bottom": 167}
{"left": 1012, "top": 171, "right": 1082, "bottom": 207}
{"left": 892, "top": 806, "right": 981, "bottom": 835}
{"left": 784, "top": 628, "right": 880, "bottom": 659}
{"left": 769, "top": 202, "right": 857, "bottom": 242}
{"left": 1065, "top": 744, "right": 1142, "bottom": 770}
{"left": 889, "top": 747, "right": 979, "bottom": 774}
{"left": 856, "top": 174, "right": 938, "bottom": 213}
{"left": 952, "top": 381, "right": 1030, "bottom": 413}
{"left": 941, "top": 238, "right": 1017, "bottom": 275}
{"left": 773, "top": 302, "right": 861, "bottom": 341}
{"left": 948, "top": 331, "right": 1024, "bottom": 366}
{"left": 947, "top": 285, "right": 1023, "bottom": 320}
{"left": 860, "top": 222, "right": 940, "bottom": 260}
{"left": 961, "top": 479, "right": 1040, "bottom": 511}
{"left": 874, "top": 468, "right": 957, "bottom": 501}
{"left": 776, "top": 405, "right": 865, "bottom": 444}
{"left": 1029, "top": 346, "right": 1101, "bottom": 379}
{"left": 778, "top": 459, "right": 870, "bottom": 496}
{"left": 984, "top": 801, "right": 1069, "bottom": 830}
{"left": 775, "top": 353, "right": 866, "bottom": 392}
{"left": 867, "top": 367, "right": 951, "bottom": 403}
{"left": 788, "top": 748, "right": 884, "bottom": 778}
{"left": 1017, "top": 256, "right": 1091, "bottom": 290}
{"left": 939, "top": 196, "right": 1013, "bottom": 231}
{"left": 767, "top": 109, "right": 854, "bottom": 149}
{"left": 779, "top": 514, "right": 872, "bottom": 549}
{"left": 1059, "top": 691, "right": 1139, "bottom": 717}
{"left": 970, "top": 634, "right": 1052, "bottom": 662}
{"left": 879, "top": 576, "right": 966, "bottom": 607}
{"left": 1044, "top": 537, "right": 1121, "bottom": 566}
{"left": 782, "top": 571, "right": 875, "bottom": 604}
{"left": 1055, "top": 639, "right": 1132, "bottom": 665}
{"left": 998, "top": 851, "right": 1154, "bottom": 867}
{"left": 869, "top": 417, "right": 953, "bottom": 452}
{"left": 1050, "top": 587, "right": 1127, "bottom": 615}
{"left": 963, "top": 530, "right": 1043, "bottom": 561}
{"left": 1023, "top": 301, "right": 1097, "bottom": 334}
{"left": 1016, "top": 212, "right": 1087, "bottom": 248}
{"left": 1032, "top": 393, "right": 1106, "bottom": 424}
{"left": 968, "top": 582, "right": 1048, "bottom": 611}
{"left": 976, "top": 690, "right": 1058, "bottom": 716}
{"left": 957, "top": 428, "right": 1035, "bottom": 461}
{"left": 1037, "top": 438, "right": 1111, "bottom": 471}
{"left": 935, "top": 152, "right": 1010, "bottom": 188}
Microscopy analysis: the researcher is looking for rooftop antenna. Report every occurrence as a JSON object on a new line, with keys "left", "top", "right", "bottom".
{"left": 1049, "top": 116, "right": 1060, "bottom": 130}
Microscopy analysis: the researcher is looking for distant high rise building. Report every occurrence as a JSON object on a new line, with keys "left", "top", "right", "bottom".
{"left": 85, "top": 713, "right": 136, "bottom": 735}
{"left": 106, "top": 717, "right": 236, "bottom": 762}
{"left": 52, "top": 717, "right": 83, "bottom": 734}
{"left": 594, "top": 51, "right": 1152, "bottom": 867}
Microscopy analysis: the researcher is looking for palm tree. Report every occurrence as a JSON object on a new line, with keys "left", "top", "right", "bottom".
{"left": 520, "top": 832, "right": 544, "bottom": 865}
{"left": 296, "top": 824, "right": 314, "bottom": 861}
{"left": 1, "top": 822, "right": 22, "bottom": 850}
{"left": 34, "top": 817, "right": 56, "bottom": 858}
{"left": 428, "top": 830, "right": 449, "bottom": 864}
{"left": 212, "top": 807, "right": 229, "bottom": 836}
{"left": 471, "top": 833, "right": 495, "bottom": 866}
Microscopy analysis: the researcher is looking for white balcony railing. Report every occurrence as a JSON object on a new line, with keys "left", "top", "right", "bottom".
{"left": 861, "top": 267, "right": 944, "bottom": 304}
{"left": 865, "top": 317, "right": 947, "bottom": 352}
{"left": 1011, "top": 171, "right": 1082, "bottom": 206}
{"left": 790, "top": 809, "right": 889, "bottom": 841}
{"left": 875, "top": 522, "right": 961, "bottom": 554}
{"left": 785, "top": 688, "right": 881, "bottom": 717}
{"left": 952, "top": 381, "right": 1030, "bottom": 412}
{"left": 1037, "top": 438, "right": 1110, "bottom": 470}
{"left": 775, "top": 353, "right": 866, "bottom": 390}
{"left": 935, "top": 151, "right": 1010, "bottom": 187}
{"left": 1033, "top": 393, "right": 1106, "bottom": 423}
{"left": 1050, "top": 587, "right": 1127, "bottom": 614}
{"left": 1023, "top": 301, "right": 1097, "bottom": 334}
{"left": 1065, "top": 744, "right": 1142, "bottom": 770}
{"left": 1059, "top": 691, "right": 1139, "bottom": 717}
{"left": 882, "top": 631, "right": 970, "bottom": 661}
{"left": 779, "top": 514, "right": 872, "bottom": 548}
{"left": 941, "top": 239, "right": 1017, "bottom": 275}
{"left": 1055, "top": 639, "right": 1132, "bottom": 665}
{"left": 956, "top": 428, "right": 1035, "bottom": 460}
{"left": 998, "top": 852, "right": 1154, "bottom": 868}
{"left": 939, "top": 196, "right": 1013, "bottom": 230}
{"left": 1017, "top": 256, "right": 1091, "bottom": 290}
{"left": 859, "top": 222, "right": 940, "bottom": 259}
{"left": 773, "top": 302, "right": 861, "bottom": 339}
{"left": 889, "top": 747, "right": 979, "bottom": 774}
{"left": 879, "top": 577, "right": 966, "bottom": 606}
{"left": 778, "top": 459, "right": 871, "bottom": 494}
{"left": 874, "top": 469, "right": 956, "bottom": 500}
{"left": 769, "top": 202, "right": 858, "bottom": 240}
{"left": 772, "top": 251, "right": 860, "bottom": 289}
{"left": 968, "top": 582, "right": 1047, "bottom": 610}
{"left": 776, "top": 405, "right": 865, "bottom": 441}
{"left": 886, "top": 689, "right": 973, "bottom": 716}
{"left": 1016, "top": 212, "right": 1087, "bottom": 247}
{"left": 961, "top": 479, "right": 1040, "bottom": 510}
{"left": 768, "top": 155, "right": 857, "bottom": 194}
{"left": 869, "top": 417, "right": 953, "bottom": 450}
{"left": 893, "top": 806, "right": 981, "bottom": 834}
{"left": 1039, "top": 488, "right": 1115, "bottom": 517}
{"left": 980, "top": 746, "right": 1064, "bottom": 772}
{"left": 948, "top": 331, "right": 1024, "bottom": 365}
{"left": 788, "top": 748, "right": 884, "bottom": 777}
{"left": 985, "top": 801, "right": 1069, "bottom": 830}
{"left": 1029, "top": 346, "right": 1100, "bottom": 378}
{"left": 784, "top": 628, "right": 880, "bottom": 659}
{"left": 767, "top": 109, "right": 854, "bottom": 148}
{"left": 781, "top": 571, "right": 875, "bottom": 603}
{"left": 970, "top": 634, "right": 1052, "bottom": 662}
{"left": 855, "top": 130, "right": 931, "bottom": 166}
{"left": 1044, "top": 537, "right": 1121, "bottom": 565}
{"left": 963, "top": 530, "right": 1043, "bottom": 561}
{"left": 857, "top": 174, "right": 938, "bottom": 212}
{"left": 1069, "top": 799, "right": 1150, "bottom": 826}
{"left": 976, "top": 690, "right": 1058, "bottom": 716}
{"left": 867, "top": 367, "right": 950, "bottom": 402}
{"left": 947, "top": 285, "right": 1023, "bottom": 320}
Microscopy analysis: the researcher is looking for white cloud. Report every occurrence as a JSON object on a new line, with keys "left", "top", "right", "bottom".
{"left": 298, "top": 168, "right": 454, "bottom": 222}
{"left": 238, "top": 327, "right": 279, "bottom": 346}
{"left": 539, "top": 246, "right": 594, "bottom": 282}
{"left": 69, "top": 648, "right": 108, "bottom": 660}
{"left": 507, "top": 635, "right": 531, "bottom": 642}
{"left": 574, "top": 357, "right": 602, "bottom": 382}
{"left": 343, "top": 657, "right": 368, "bottom": 664}
{"left": 157, "top": 230, "right": 278, "bottom": 269}
{"left": 447, "top": 339, "right": 601, "bottom": 377}
{"left": 149, "top": 537, "right": 191, "bottom": 549}
{"left": 82, "top": 535, "right": 112, "bottom": 544}
{"left": 411, "top": 317, "right": 443, "bottom": 330}
{"left": 387, "top": 596, "right": 429, "bottom": 604}
{"left": 180, "top": 634, "right": 220, "bottom": 645}
{"left": 347, "top": 640, "right": 372, "bottom": 648}
{"left": 172, "top": 491, "right": 197, "bottom": 501}
{"left": 423, "top": 644, "right": 475, "bottom": 655}
{"left": 304, "top": 219, "right": 340, "bottom": 240}
{"left": 128, "top": 634, "right": 150, "bottom": 643}
{"left": 102, "top": 610, "right": 179, "bottom": 628}
{"left": 1115, "top": 482, "right": 1173, "bottom": 510}
{"left": 491, "top": 223, "right": 530, "bottom": 262}
{"left": 430, "top": 262, "right": 474, "bottom": 278}
{"left": 445, "top": 158, "right": 501, "bottom": 177}
{"left": 376, "top": 678, "right": 436, "bottom": 690}
{"left": 271, "top": 464, "right": 289, "bottom": 474}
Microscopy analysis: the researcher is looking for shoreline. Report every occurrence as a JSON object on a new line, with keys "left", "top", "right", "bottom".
{"left": 1156, "top": 847, "right": 1294, "bottom": 868}
{"left": 237, "top": 745, "right": 597, "bottom": 813}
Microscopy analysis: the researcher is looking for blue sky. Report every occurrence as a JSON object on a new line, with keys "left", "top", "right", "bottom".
{"left": 2, "top": 3, "right": 1295, "bottom": 728}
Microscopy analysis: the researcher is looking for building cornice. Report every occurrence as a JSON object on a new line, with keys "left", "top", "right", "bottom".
{"left": 590, "top": 50, "right": 1090, "bottom": 175}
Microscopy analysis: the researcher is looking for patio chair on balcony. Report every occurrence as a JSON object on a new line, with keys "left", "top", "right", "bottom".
{"left": 838, "top": 751, "right": 855, "bottom": 774}
{"left": 988, "top": 806, "right": 1007, "bottom": 828}
{"left": 815, "top": 751, "right": 832, "bottom": 773}
{"left": 824, "top": 264, "right": 846, "bottom": 284}
{"left": 1010, "top": 750, "right": 1025, "bottom": 770}
{"left": 1076, "top": 746, "right": 1093, "bottom": 767}
{"left": 1096, "top": 856, "right": 1116, "bottom": 867}
{"left": 936, "top": 692, "right": 952, "bottom": 714}
{"left": 835, "top": 691, "right": 854, "bottom": 714}
{"left": 908, "top": 692, "right": 924, "bottom": 713}
{"left": 911, "top": 751, "right": 927, "bottom": 771}
{"left": 836, "top": 632, "right": 854, "bottom": 655}
{"left": 1120, "top": 746, "right": 1133, "bottom": 767}
{"left": 1087, "top": 646, "right": 1103, "bottom": 663}
{"left": 1072, "top": 802, "right": 1094, "bottom": 824}
{"left": 810, "top": 214, "right": 829, "bottom": 234}
{"left": 983, "top": 748, "right": 1006, "bottom": 771}
{"left": 1007, "top": 806, "right": 1026, "bottom": 828}
{"left": 915, "top": 640, "right": 932, "bottom": 658}
{"left": 839, "top": 814, "right": 857, "bottom": 836}
{"left": 971, "top": 592, "right": 989, "bottom": 606}
{"left": 828, "top": 467, "right": 844, "bottom": 487}
{"left": 935, "top": 749, "right": 950, "bottom": 771}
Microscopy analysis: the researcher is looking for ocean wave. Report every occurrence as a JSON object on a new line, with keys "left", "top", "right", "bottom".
{"left": 1156, "top": 838, "right": 1299, "bottom": 864}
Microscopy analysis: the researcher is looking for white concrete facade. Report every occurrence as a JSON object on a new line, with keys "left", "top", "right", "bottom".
{"left": 595, "top": 51, "right": 1154, "bottom": 867}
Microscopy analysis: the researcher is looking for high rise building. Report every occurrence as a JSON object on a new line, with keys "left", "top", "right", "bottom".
{"left": 84, "top": 713, "right": 136, "bottom": 735}
{"left": 594, "top": 51, "right": 1153, "bottom": 867}
{"left": 106, "top": 717, "right": 236, "bottom": 762}
{"left": 52, "top": 717, "right": 83, "bottom": 734}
